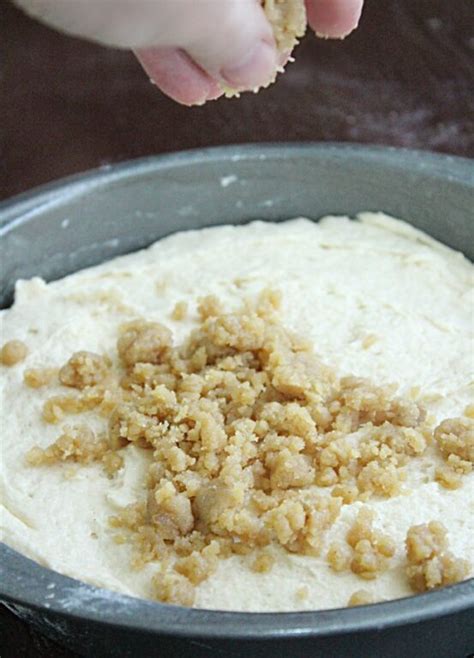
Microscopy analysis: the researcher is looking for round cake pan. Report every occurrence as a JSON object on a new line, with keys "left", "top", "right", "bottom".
{"left": 1, "top": 144, "right": 473, "bottom": 658}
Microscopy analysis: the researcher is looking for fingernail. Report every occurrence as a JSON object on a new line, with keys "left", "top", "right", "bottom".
{"left": 221, "top": 41, "right": 277, "bottom": 90}
{"left": 315, "top": 20, "right": 360, "bottom": 40}
{"left": 207, "top": 90, "right": 224, "bottom": 101}
{"left": 206, "top": 86, "right": 224, "bottom": 101}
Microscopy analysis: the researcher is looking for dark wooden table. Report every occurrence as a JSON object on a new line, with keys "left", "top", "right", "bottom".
{"left": 1, "top": 0, "right": 473, "bottom": 201}
{"left": 1, "top": 0, "right": 473, "bottom": 654}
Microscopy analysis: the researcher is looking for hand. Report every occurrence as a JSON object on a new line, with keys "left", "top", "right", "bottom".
{"left": 15, "top": 0, "right": 364, "bottom": 105}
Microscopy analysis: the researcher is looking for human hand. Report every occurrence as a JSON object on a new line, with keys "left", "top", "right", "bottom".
{"left": 15, "top": 0, "right": 364, "bottom": 105}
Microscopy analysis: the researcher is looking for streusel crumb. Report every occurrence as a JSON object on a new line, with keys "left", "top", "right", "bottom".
{"left": 434, "top": 466, "right": 462, "bottom": 490}
{"left": 152, "top": 570, "right": 195, "bottom": 607}
{"left": 117, "top": 320, "right": 172, "bottom": 367}
{"left": 465, "top": 404, "right": 474, "bottom": 419}
{"left": 26, "top": 425, "right": 108, "bottom": 466}
{"left": 42, "top": 387, "right": 106, "bottom": 423}
{"left": 263, "top": 0, "right": 306, "bottom": 53}
{"left": 327, "top": 508, "right": 397, "bottom": 582}
{"left": 434, "top": 417, "right": 474, "bottom": 476}
{"left": 59, "top": 351, "right": 111, "bottom": 389}
{"left": 171, "top": 301, "right": 188, "bottom": 321}
{"left": 405, "top": 522, "right": 470, "bottom": 592}
{"left": 1, "top": 340, "right": 28, "bottom": 366}
{"left": 347, "top": 590, "right": 376, "bottom": 606}
{"left": 24, "top": 367, "right": 58, "bottom": 388}
{"left": 327, "top": 541, "right": 351, "bottom": 572}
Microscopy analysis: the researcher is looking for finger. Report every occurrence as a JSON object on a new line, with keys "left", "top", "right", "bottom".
{"left": 185, "top": 0, "right": 279, "bottom": 91}
{"left": 134, "top": 48, "right": 222, "bottom": 106}
{"left": 17, "top": 0, "right": 279, "bottom": 93}
{"left": 305, "top": 0, "right": 364, "bottom": 39}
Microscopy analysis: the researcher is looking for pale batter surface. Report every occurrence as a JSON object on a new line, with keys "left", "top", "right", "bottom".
{"left": 1, "top": 213, "right": 473, "bottom": 611}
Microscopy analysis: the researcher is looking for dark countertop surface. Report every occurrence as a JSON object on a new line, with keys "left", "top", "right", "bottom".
{"left": 1, "top": 0, "right": 473, "bottom": 655}
{"left": 1, "top": 0, "right": 473, "bottom": 202}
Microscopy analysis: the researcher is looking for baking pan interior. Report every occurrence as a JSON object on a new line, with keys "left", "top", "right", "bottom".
{"left": 0, "top": 144, "right": 473, "bottom": 656}
{"left": 1, "top": 143, "right": 472, "bottom": 307}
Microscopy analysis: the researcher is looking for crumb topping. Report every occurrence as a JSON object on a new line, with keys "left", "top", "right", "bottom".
{"left": 433, "top": 415, "right": 473, "bottom": 490}
{"left": 405, "top": 522, "right": 470, "bottom": 592}
{"left": 465, "top": 404, "right": 474, "bottom": 419}
{"left": 59, "top": 351, "right": 111, "bottom": 389}
{"left": 152, "top": 570, "right": 195, "bottom": 607}
{"left": 347, "top": 589, "right": 376, "bottom": 607}
{"left": 24, "top": 367, "right": 58, "bottom": 388}
{"left": 26, "top": 424, "right": 123, "bottom": 476}
{"left": 23, "top": 289, "right": 472, "bottom": 605}
{"left": 117, "top": 320, "right": 172, "bottom": 367}
{"left": 1, "top": 340, "right": 28, "bottom": 366}
{"left": 434, "top": 417, "right": 473, "bottom": 471}
{"left": 171, "top": 301, "right": 188, "bottom": 322}
{"left": 251, "top": 548, "right": 276, "bottom": 573}
{"left": 263, "top": 0, "right": 306, "bottom": 52}
{"left": 328, "top": 508, "right": 395, "bottom": 580}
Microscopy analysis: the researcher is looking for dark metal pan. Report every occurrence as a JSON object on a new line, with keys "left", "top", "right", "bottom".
{"left": 1, "top": 144, "right": 473, "bottom": 657}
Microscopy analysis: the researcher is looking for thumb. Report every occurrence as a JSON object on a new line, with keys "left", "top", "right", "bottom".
{"left": 182, "top": 0, "right": 279, "bottom": 91}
